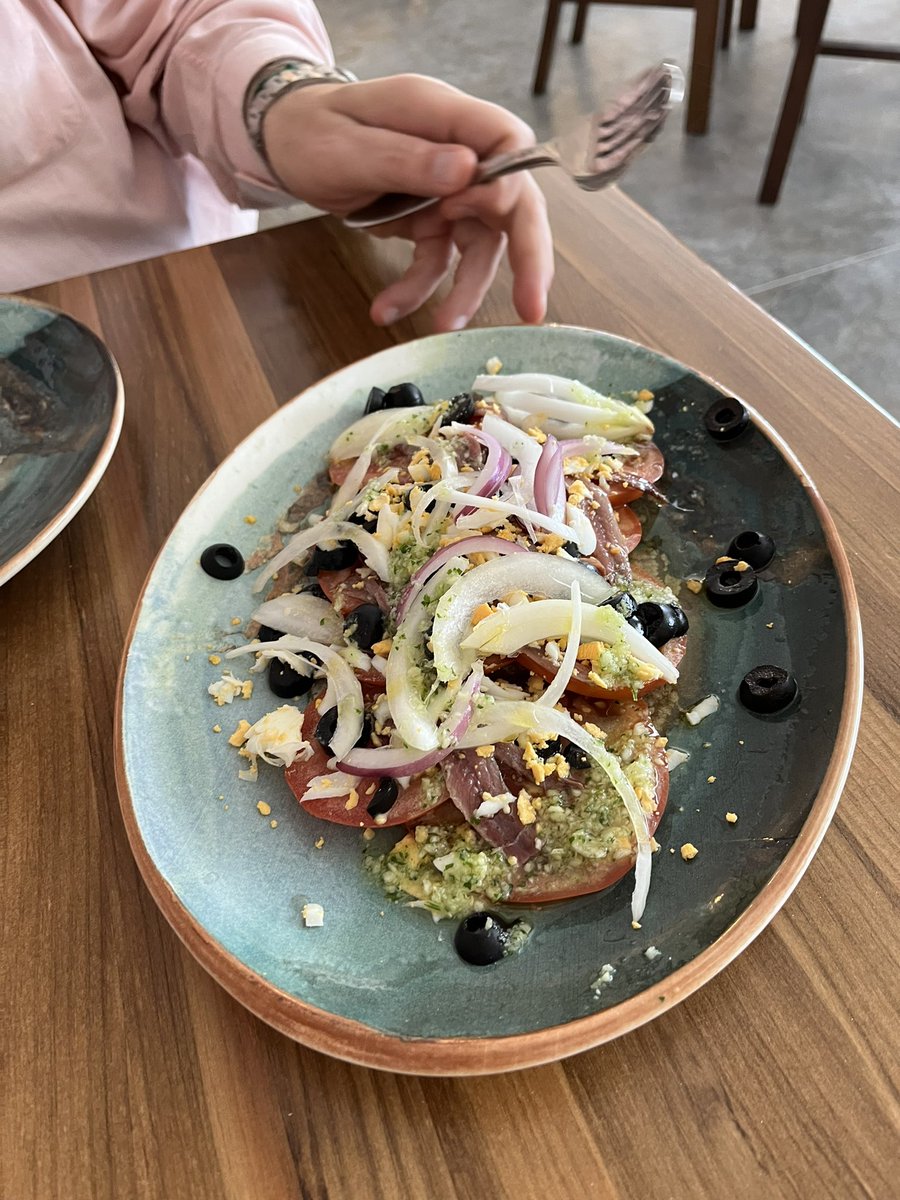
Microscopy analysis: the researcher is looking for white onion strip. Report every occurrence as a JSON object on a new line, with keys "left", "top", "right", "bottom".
{"left": 252, "top": 519, "right": 390, "bottom": 594}
{"left": 537, "top": 581, "right": 582, "bottom": 708}
{"left": 251, "top": 593, "right": 342, "bottom": 643}
{"left": 438, "top": 487, "right": 588, "bottom": 549}
{"left": 396, "top": 535, "right": 527, "bottom": 623}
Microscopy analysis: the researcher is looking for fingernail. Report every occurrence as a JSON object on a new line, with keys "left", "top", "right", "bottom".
{"left": 381, "top": 306, "right": 400, "bottom": 325}
{"left": 433, "top": 150, "right": 464, "bottom": 189}
{"left": 447, "top": 315, "right": 468, "bottom": 331}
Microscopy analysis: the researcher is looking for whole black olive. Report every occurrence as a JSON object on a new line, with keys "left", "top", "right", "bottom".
{"left": 561, "top": 540, "right": 580, "bottom": 557}
{"left": 384, "top": 382, "right": 424, "bottom": 408}
{"left": 200, "top": 543, "right": 244, "bottom": 580}
{"left": 364, "top": 386, "right": 385, "bottom": 415}
{"left": 705, "top": 558, "right": 759, "bottom": 608}
{"left": 633, "top": 601, "right": 689, "bottom": 646}
{"left": 268, "top": 657, "right": 313, "bottom": 699}
{"left": 444, "top": 392, "right": 476, "bottom": 424}
{"left": 307, "top": 541, "right": 358, "bottom": 573}
{"left": 727, "top": 530, "right": 776, "bottom": 571}
{"left": 454, "top": 911, "right": 509, "bottom": 966}
{"left": 367, "top": 777, "right": 399, "bottom": 817}
{"left": 739, "top": 665, "right": 799, "bottom": 713}
{"left": 347, "top": 509, "right": 377, "bottom": 533}
{"left": 704, "top": 397, "right": 750, "bottom": 442}
{"left": 345, "top": 603, "right": 384, "bottom": 652}
{"left": 257, "top": 624, "right": 281, "bottom": 642}
{"left": 605, "top": 591, "right": 637, "bottom": 622}
{"left": 316, "top": 707, "right": 372, "bottom": 751}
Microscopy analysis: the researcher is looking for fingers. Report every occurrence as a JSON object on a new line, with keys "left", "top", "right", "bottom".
{"left": 369, "top": 230, "right": 455, "bottom": 325}
{"left": 432, "top": 220, "right": 507, "bottom": 333}
{"left": 438, "top": 174, "right": 554, "bottom": 324}
{"left": 332, "top": 75, "right": 536, "bottom": 158}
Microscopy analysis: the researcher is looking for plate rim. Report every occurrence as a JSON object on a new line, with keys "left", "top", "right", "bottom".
{"left": 0, "top": 295, "right": 125, "bottom": 587}
{"left": 114, "top": 324, "right": 863, "bottom": 1075}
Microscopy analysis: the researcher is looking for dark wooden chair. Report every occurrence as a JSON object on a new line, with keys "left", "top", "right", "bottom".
{"left": 759, "top": 0, "right": 900, "bottom": 203}
{"left": 533, "top": 0, "right": 759, "bottom": 135}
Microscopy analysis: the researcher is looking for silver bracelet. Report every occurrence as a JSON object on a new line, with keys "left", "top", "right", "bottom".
{"left": 244, "top": 59, "right": 358, "bottom": 161}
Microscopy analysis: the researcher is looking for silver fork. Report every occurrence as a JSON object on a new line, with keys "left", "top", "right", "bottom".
{"left": 343, "top": 62, "right": 684, "bottom": 230}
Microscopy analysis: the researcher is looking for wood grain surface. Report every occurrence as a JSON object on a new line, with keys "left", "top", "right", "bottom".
{"left": 3, "top": 176, "right": 898, "bottom": 1199}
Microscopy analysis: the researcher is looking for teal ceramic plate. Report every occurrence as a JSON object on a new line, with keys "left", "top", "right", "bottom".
{"left": 116, "top": 326, "right": 862, "bottom": 1075}
{"left": 0, "top": 297, "right": 124, "bottom": 586}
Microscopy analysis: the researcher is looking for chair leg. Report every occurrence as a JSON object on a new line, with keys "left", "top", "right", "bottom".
{"left": 571, "top": 0, "right": 590, "bottom": 44}
{"left": 721, "top": 0, "right": 734, "bottom": 50}
{"left": 758, "top": 0, "right": 830, "bottom": 203}
{"left": 686, "top": 1, "right": 720, "bottom": 134}
{"left": 533, "top": 0, "right": 564, "bottom": 95}
{"left": 739, "top": 0, "right": 758, "bottom": 30}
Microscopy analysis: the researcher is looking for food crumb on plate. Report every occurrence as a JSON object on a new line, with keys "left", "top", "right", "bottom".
{"left": 645, "top": 945, "right": 662, "bottom": 961}
{"left": 632, "top": 920, "right": 641, "bottom": 930}
{"left": 212, "top": 724, "right": 221, "bottom": 733}
{"left": 685, "top": 695, "right": 720, "bottom": 725}
{"left": 725, "top": 811, "right": 738, "bottom": 824}
{"left": 681, "top": 843, "right": 699, "bottom": 861}
{"left": 591, "top": 963, "right": 616, "bottom": 993}
{"left": 256, "top": 800, "right": 271, "bottom": 816}
{"left": 301, "top": 903, "right": 324, "bottom": 927}
{"left": 314, "top": 837, "right": 325, "bottom": 849}
{"left": 228, "top": 720, "right": 251, "bottom": 747}
{"left": 270, "top": 819, "right": 278, "bottom": 828}
{"left": 208, "top": 654, "right": 221, "bottom": 666}
{"left": 230, "top": 617, "right": 242, "bottom": 627}
{"left": 244, "top": 515, "right": 257, "bottom": 525}
{"left": 685, "top": 578, "right": 703, "bottom": 594}
{"left": 707, "top": 775, "right": 716, "bottom": 784}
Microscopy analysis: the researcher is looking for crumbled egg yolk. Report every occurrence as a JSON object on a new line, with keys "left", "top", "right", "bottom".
{"left": 681, "top": 843, "right": 699, "bottom": 861}
{"left": 209, "top": 671, "right": 251, "bottom": 706}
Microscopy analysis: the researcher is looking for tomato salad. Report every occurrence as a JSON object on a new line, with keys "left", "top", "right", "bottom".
{"left": 220, "top": 371, "right": 689, "bottom": 924}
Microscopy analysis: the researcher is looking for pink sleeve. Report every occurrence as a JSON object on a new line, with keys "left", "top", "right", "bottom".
{"left": 58, "top": 0, "right": 334, "bottom": 206}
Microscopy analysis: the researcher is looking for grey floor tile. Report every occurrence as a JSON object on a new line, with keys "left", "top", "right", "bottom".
{"left": 315, "top": 0, "right": 900, "bottom": 411}
{"left": 751, "top": 246, "right": 900, "bottom": 417}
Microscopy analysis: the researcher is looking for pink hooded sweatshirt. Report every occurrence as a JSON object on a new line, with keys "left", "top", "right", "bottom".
{"left": 3, "top": 1, "right": 332, "bottom": 291}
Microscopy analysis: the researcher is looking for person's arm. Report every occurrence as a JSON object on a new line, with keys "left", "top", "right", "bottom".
{"left": 58, "top": 0, "right": 332, "bottom": 204}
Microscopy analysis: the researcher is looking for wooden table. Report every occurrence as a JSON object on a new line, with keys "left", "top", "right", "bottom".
{"left": 5, "top": 175, "right": 898, "bottom": 1200}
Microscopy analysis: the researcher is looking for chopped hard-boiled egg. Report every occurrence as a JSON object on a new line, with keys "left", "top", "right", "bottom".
{"left": 302, "top": 903, "right": 325, "bottom": 927}
{"left": 241, "top": 705, "right": 313, "bottom": 768}
{"left": 208, "top": 670, "right": 252, "bottom": 706}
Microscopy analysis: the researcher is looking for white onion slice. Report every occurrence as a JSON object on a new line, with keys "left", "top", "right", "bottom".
{"left": 438, "top": 486, "right": 587, "bottom": 549}
{"left": 251, "top": 593, "right": 342, "bottom": 643}
{"left": 386, "top": 558, "right": 467, "bottom": 749}
{"left": 328, "top": 405, "right": 438, "bottom": 462}
{"left": 252, "top": 519, "right": 390, "bottom": 594}
{"left": 457, "top": 699, "right": 652, "bottom": 920}
{"left": 461, "top": 597, "right": 678, "bottom": 684}
{"left": 480, "top": 412, "right": 542, "bottom": 502}
{"left": 340, "top": 663, "right": 482, "bottom": 776}
{"left": 431, "top": 555, "right": 613, "bottom": 682}
{"left": 564, "top": 503, "right": 598, "bottom": 556}
{"left": 538, "top": 581, "right": 582, "bottom": 707}
{"left": 533, "top": 435, "right": 565, "bottom": 520}
{"left": 560, "top": 437, "right": 640, "bottom": 460}
{"left": 488, "top": 390, "right": 653, "bottom": 440}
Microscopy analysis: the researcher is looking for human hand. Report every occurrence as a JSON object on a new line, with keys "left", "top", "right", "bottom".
{"left": 262, "top": 75, "right": 553, "bottom": 332}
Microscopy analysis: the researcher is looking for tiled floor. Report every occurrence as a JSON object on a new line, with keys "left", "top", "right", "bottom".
{"left": 313, "top": 0, "right": 900, "bottom": 417}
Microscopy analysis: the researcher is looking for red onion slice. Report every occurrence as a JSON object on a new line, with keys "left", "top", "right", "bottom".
{"left": 533, "top": 435, "right": 566, "bottom": 521}
{"left": 449, "top": 424, "right": 512, "bottom": 517}
{"left": 339, "top": 663, "right": 483, "bottom": 777}
{"left": 396, "top": 535, "right": 527, "bottom": 623}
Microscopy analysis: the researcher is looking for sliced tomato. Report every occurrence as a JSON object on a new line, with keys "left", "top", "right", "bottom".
{"left": 518, "top": 635, "right": 685, "bottom": 702}
{"left": 607, "top": 442, "right": 664, "bottom": 506}
{"left": 616, "top": 505, "right": 642, "bottom": 552}
{"left": 507, "top": 701, "right": 669, "bottom": 903}
{"left": 284, "top": 703, "right": 448, "bottom": 828}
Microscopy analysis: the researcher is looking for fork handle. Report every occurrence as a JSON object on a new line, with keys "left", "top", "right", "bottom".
{"left": 342, "top": 145, "right": 554, "bottom": 229}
